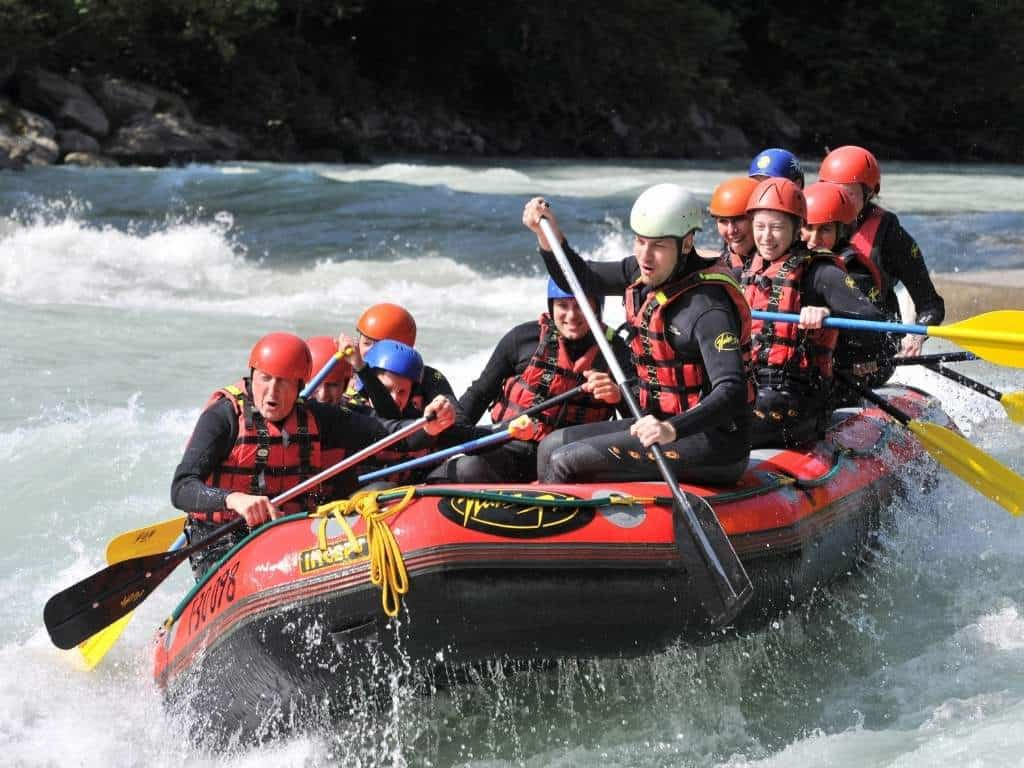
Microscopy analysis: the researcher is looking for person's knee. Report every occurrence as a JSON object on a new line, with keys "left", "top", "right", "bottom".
{"left": 539, "top": 444, "right": 576, "bottom": 483}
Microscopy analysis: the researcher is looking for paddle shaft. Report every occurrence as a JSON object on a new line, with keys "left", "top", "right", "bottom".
{"left": 927, "top": 364, "right": 1004, "bottom": 402}
{"left": 751, "top": 310, "right": 929, "bottom": 336}
{"left": 358, "top": 429, "right": 513, "bottom": 483}
{"left": 894, "top": 352, "right": 978, "bottom": 366}
{"left": 300, "top": 346, "right": 353, "bottom": 399}
{"left": 489, "top": 384, "right": 585, "bottom": 433}
{"left": 539, "top": 219, "right": 750, "bottom": 625}
{"left": 836, "top": 373, "right": 909, "bottom": 424}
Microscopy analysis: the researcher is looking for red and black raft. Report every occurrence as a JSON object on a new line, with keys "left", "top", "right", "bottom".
{"left": 153, "top": 385, "right": 949, "bottom": 741}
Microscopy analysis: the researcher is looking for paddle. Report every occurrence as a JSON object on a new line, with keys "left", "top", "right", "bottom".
{"left": 301, "top": 345, "right": 354, "bottom": 399}
{"left": 105, "top": 515, "right": 187, "bottom": 564}
{"left": 894, "top": 352, "right": 978, "bottom": 366}
{"left": 916, "top": 363, "right": 1024, "bottom": 424}
{"left": 836, "top": 373, "right": 1024, "bottom": 516}
{"left": 539, "top": 219, "right": 752, "bottom": 627}
{"left": 77, "top": 532, "right": 187, "bottom": 669}
{"left": 750, "top": 310, "right": 1024, "bottom": 368}
{"left": 44, "top": 415, "right": 434, "bottom": 651}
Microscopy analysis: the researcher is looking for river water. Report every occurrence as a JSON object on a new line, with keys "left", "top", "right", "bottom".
{"left": 1, "top": 159, "right": 1023, "bottom": 767}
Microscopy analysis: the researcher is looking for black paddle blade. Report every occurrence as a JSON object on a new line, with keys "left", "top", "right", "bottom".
{"left": 670, "top": 489, "right": 753, "bottom": 627}
{"left": 43, "top": 549, "right": 186, "bottom": 649}
{"left": 43, "top": 518, "right": 244, "bottom": 650}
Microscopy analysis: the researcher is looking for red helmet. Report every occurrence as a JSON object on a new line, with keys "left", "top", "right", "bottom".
{"left": 248, "top": 332, "right": 311, "bottom": 381}
{"left": 746, "top": 178, "right": 806, "bottom": 220}
{"left": 306, "top": 336, "right": 352, "bottom": 384}
{"left": 356, "top": 303, "right": 417, "bottom": 347}
{"left": 818, "top": 145, "right": 881, "bottom": 194}
{"left": 709, "top": 176, "right": 760, "bottom": 218}
{"left": 803, "top": 182, "right": 859, "bottom": 226}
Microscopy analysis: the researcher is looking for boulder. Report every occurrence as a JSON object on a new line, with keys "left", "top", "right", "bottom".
{"left": 17, "top": 68, "right": 109, "bottom": 137}
{"left": 89, "top": 76, "right": 158, "bottom": 125}
{"left": 105, "top": 112, "right": 243, "bottom": 165}
{"left": 58, "top": 128, "right": 101, "bottom": 156}
{"left": 63, "top": 152, "right": 117, "bottom": 168}
{"left": 0, "top": 100, "right": 59, "bottom": 165}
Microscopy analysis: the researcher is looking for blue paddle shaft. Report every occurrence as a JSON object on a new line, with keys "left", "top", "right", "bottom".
{"left": 751, "top": 310, "right": 928, "bottom": 336}
{"left": 357, "top": 430, "right": 513, "bottom": 483}
{"left": 301, "top": 353, "right": 342, "bottom": 399}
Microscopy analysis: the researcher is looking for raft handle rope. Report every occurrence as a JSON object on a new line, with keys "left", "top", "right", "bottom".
{"left": 310, "top": 487, "right": 418, "bottom": 618}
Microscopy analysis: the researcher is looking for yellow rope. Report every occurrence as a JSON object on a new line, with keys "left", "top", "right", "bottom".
{"left": 309, "top": 486, "right": 419, "bottom": 617}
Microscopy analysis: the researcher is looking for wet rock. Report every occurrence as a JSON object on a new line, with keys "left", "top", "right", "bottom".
{"left": 105, "top": 112, "right": 244, "bottom": 165}
{"left": 63, "top": 152, "right": 118, "bottom": 168}
{"left": 0, "top": 100, "right": 59, "bottom": 166}
{"left": 89, "top": 76, "right": 158, "bottom": 125}
{"left": 17, "top": 68, "right": 109, "bottom": 137}
{"left": 58, "top": 128, "right": 101, "bottom": 156}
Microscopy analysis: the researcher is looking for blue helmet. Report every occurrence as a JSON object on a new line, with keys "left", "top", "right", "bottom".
{"left": 748, "top": 148, "right": 805, "bottom": 186}
{"left": 361, "top": 339, "right": 424, "bottom": 383}
{"left": 546, "top": 277, "right": 604, "bottom": 314}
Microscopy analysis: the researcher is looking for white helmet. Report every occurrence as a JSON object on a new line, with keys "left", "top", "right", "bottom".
{"left": 629, "top": 183, "right": 703, "bottom": 239}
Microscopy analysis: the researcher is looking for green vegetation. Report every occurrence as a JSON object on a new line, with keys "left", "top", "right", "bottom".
{"left": 2, "top": 0, "right": 1021, "bottom": 160}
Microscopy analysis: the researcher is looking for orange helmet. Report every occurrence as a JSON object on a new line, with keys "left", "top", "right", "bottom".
{"left": 818, "top": 145, "right": 881, "bottom": 194}
{"left": 248, "top": 332, "right": 311, "bottom": 381}
{"left": 709, "top": 176, "right": 759, "bottom": 218}
{"left": 746, "top": 178, "right": 806, "bottom": 220}
{"left": 306, "top": 336, "right": 352, "bottom": 383}
{"left": 356, "top": 303, "right": 417, "bottom": 347}
{"left": 803, "top": 182, "right": 859, "bottom": 226}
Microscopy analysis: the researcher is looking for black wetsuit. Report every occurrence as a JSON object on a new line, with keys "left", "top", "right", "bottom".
{"left": 358, "top": 363, "right": 458, "bottom": 419}
{"left": 171, "top": 397, "right": 436, "bottom": 577}
{"left": 537, "top": 243, "right": 751, "bottom": 486}
{"left": 748, "top": 255, "right": 887, "bottom": 448}
{"left": 430, "top": 320, "right": 632, "bottom": 483}
{"left": 834, "top": 204, "right": 945, "bottom": 392}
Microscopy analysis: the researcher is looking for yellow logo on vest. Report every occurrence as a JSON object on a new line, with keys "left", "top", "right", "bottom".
{"left": 844, "top": 275, "right": 857, "bottom": 290}
{"left": 714, "top": 332, "right": 739, "bottom": 352}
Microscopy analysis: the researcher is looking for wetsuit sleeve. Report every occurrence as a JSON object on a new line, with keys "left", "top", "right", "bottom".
{"left": 354, "top": 366, "right": 402, "bottom": 419}
{"left": 880, "top": 219, "right": 945, "bottom": 325}
{"left": 413, "top": 365, "right": 458, "bottom": 417}
{"left": 457, "top": 324, "right": 534, "bottom": 425}
{"left": 805, "top": 261, "right": 888, "bottom": 346}
{"left": 540, "top": 240, "right": 638, "bottom": 297}
{"left": 170, "top": 398, "right": 238, "bottom": 513}
{"left": 664, "top": 303, "right": 749, "bottom": 438}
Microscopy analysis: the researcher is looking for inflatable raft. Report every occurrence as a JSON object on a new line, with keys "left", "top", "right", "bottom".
{"left": 153, "top": 384, "right": 951, "bottom": 741}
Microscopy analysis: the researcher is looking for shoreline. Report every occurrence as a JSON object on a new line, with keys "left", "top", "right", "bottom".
{"left": 932, "top": 270, "right": 1024, "bottom": 321}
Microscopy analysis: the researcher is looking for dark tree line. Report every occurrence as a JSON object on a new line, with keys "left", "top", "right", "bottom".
{"left": 2, "top": 0, "right": 1021, "bottom": 161}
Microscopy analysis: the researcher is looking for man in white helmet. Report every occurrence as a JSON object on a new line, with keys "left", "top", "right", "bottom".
{"left": 521, "top": 187, "right": 755, "bottom": 485}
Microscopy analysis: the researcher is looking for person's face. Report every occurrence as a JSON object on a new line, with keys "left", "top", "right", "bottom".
{"left": 801, "top": 222, "right": 839, "bottom": 252}
{"left": 633, "top": 233, "right": 691, "bottom": 286}
{"left": 752, "top": 210, "right": 797, "bottom": 262}
{"left": 358, "top": 334, "right": 376, "bottom": 359}
{"left": 313, "top": 380, "right": 345, "bottom": 406}
{"left": 840, "top": 182, "right": 866, "bottom": 213}
{"left": 551, "top": 297, "right": 591, "bottom": 340}
{"left": 716, "top": 215, "right": 753, "bottom": 255}
{"left": 376, "top": 371, "right": 413, "bottom": 412}
{"left": 251, "top": 369, "right": 299, "bottom": 421}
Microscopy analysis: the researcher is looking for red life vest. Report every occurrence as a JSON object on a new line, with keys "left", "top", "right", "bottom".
{"left": 624, "top": 266, "right": 755, "bottom": 418}
{"left": 192, "top": 379, "right": 325, "bottom": 522}
{"left": 742, "top": 249, "right": 843, "bottom": 382}
{"left": 846, "top": 205, "right": 887, "bottom": 302}
{"left": 490, "top": 314, "right": 617, "bottom": 440}
{"left": 719, "top": 243, "right": 755, "bottom": 272}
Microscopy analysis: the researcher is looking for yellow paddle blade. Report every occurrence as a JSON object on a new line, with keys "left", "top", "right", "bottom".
{"left": 929, "top": 311, "right": 1024, "bottom": 369}
{"left": 909, "top": 420, "right": 1024, "bottom": 516}
{"left": 1001, "top": 391, "right": 1024, "bottom": 424}
{"left": 105, "top": 516, "right": 186, "bottom": 564}
{"left": 77, "top": 612, "right": 133, "bottom": 670}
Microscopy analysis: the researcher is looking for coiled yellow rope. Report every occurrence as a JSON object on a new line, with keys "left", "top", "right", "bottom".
{"left": 309, "top": 486, "right": 418, "bottom": 617}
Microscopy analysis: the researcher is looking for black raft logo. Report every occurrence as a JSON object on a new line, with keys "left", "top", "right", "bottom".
{"left": 438, "top": 490, "right": 594, "bottom": 538}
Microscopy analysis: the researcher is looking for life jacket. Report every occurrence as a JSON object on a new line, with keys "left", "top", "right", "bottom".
{"left": 191, "top": 379, "right": 325, "bottom": 523}
{"left": 846, "top": 205, "right": 889, "bottom": 303}
{"left": 341, "top": 387, "right": 430, "bottom": 483}
{"left": 490, "top": 314, "right": 617, "bottom": 440}
{"left": 624, "top": 265, "right": 755, "bottom": 418}
{"left": 741, "top": 248, "right": 844, "bottom": 383}
{"left": 719, "top": 242, "right": 755, "bottom": 273}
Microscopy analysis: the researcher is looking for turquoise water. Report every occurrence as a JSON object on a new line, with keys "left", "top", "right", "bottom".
{"left": 1, "top": 160, "right": 1022, "bottom": 767}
